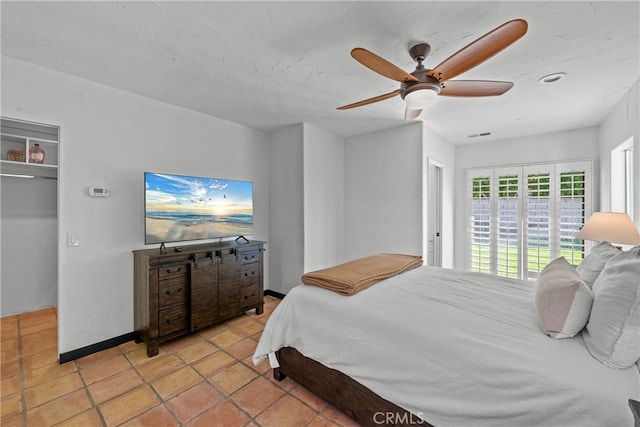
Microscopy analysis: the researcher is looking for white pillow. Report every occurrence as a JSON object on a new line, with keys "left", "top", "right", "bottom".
{"left": 583, "top": 246, "right": 640, "bottom": 369}
{"left": 535, "top": 257, "right": 594, "bottom": 339}
{"left": 576, "top": 241, "right": 620, "bottom": 288}
{"left": 576, "top": 242, "right": 620, "bottom": 288}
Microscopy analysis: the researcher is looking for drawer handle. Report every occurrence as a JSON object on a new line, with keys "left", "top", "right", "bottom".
{"left": 166, "top": 315, "right": 183, "bottom": 324}
{"left": 165, "top": 287, "right": 182, "bottom": 296}
{"left": 243, "top": 271, "right": 256, "bottom": 277}
{"left": 166, "top": 267, "right": 182, "bottom": 274}
{"left": 244, "top": 255, "right": 255, "bottom": 261}
{"left": 244, "top": 294, "right": 256, "bottom": 299}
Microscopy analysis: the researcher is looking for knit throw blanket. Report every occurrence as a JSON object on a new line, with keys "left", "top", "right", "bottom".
{"left": 301, "top": 253, "right": 423, "bottom": 296}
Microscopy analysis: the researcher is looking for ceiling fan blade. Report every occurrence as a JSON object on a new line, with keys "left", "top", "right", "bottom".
{"left": 404, "top": 108, "right": 422, "bottom": 121}
{"left": 337, "top": 89, "right": 401, "bottom": 110}
{"left": 351, "top": 48, "right": 419, "bottom": 83}
{"left": 428, "top": 19, "right": 528, "bottom": 82}
{"left": 440, "top": 80, "right": 514, "bottom": 97}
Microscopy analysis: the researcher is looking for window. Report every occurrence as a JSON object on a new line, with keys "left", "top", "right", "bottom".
{"left": 625, "top": 146, "right": 634, "bottom": 219}
{"left": 612, "top": 137, "right": 634, "bottom": 218}
{"left": 468, "top": 161, "right": 592, "bottom": 280}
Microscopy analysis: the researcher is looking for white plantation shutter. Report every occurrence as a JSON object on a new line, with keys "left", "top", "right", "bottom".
{"left": 467, "top": 161, "right": 592, "bottom": 281}
{"left": 556, "top": 162, "right": 592, "bottom": 266}
{"left": 469, "top": 170, "right": 492, "bottom": 274}
{"left": 523, "top": 164, "right": 554, "bottom": 280}
{"left": 495, "top": 169, "right": 521, "bottom": 278}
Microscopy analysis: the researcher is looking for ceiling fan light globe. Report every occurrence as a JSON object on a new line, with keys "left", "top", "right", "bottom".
{"left": 404, "top": 87, "right": 438, "bottom": 109}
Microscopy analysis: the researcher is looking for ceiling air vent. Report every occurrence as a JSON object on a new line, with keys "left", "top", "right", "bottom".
{"left": 468, "top": 132, "right": 492, "bottom": 138}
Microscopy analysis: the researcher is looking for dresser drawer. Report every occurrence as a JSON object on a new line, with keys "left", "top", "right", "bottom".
{"left": 158, "top": 279, "right": 188, "bottom": 307}
{"left": 159, "top": 304, "right": 188, "bottom": 336}
{"left": 238, "top": 250, "right": 261, "bottom": 264}
{"left": 240, "top": 264, "right": 260, "bottom": 285}
{"left": 241, "top": 284, "right": 260, "bottom": 306}
{"left": 158, "top": 263, "right": 189, "bottom": 280}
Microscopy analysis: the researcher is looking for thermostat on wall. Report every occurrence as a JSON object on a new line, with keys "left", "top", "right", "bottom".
{"left": 89, "top": 187, "right": 110, "bottom": 197}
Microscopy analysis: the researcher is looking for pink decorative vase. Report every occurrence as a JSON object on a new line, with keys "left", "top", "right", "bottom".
{"left": 29, "top": 143, "right": 45, "bottom": 164}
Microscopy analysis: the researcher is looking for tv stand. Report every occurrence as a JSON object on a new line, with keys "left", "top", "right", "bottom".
{"left": 133, "top": 240, "right": 266, "bottom": 357}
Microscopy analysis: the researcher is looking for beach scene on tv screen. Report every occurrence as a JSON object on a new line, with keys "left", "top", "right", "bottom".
{"left": 145, "top": 173, "right": 253, "bottom": 244}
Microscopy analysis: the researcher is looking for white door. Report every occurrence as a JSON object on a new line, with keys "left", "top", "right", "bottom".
{"left": 427, "top": 160, "right": 443, "bottom": 267}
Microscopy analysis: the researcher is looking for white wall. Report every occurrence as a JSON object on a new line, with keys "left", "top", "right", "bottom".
{"left": 598, "top": 78, "right": 639, "bottom": 227}
{"left": 303, "top": 124, "right": 344, "bottom": 272}
{"left": 1, "top": 177, "right": 57, "bottom": 315}
{"left": 267, "top": 123, "right": 345, "bottom": 291}
{"left": 268, "top": 124, "right": 304, "bottom": 294}
{"left": 453, "top": 127, "right": 599, "bottom": 269}
{"left": 1, "top": 57, "right": 270, "bottom": 355}
{"left": 422, "top": 123, "right": 456, "bottom": 268}
{"left": 344, "top": 123, "right": 424, "bottom": 260}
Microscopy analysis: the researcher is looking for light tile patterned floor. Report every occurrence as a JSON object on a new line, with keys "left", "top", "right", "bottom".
{"left": 0, "top": 297, "right": 359, "bottom": 426}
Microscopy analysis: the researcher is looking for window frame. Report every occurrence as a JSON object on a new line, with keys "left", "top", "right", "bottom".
{"left": 611, "top": 137, "right": 634, "bottom": 218}
{"left": 625, "top": 146, "right": 634, "bottom": 219}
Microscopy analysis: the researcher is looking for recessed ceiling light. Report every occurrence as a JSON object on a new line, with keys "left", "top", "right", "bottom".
{"left": 538, "top": 72, "right": 567, "bottom": 84}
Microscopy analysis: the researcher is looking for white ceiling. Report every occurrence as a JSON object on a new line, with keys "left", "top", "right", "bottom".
{"left": 1, "top": 1, "right": 638, "bottom": 144}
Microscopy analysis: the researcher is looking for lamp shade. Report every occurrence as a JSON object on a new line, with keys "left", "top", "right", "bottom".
{"left": 576, "top": 212, "right": 640, "bottom": 245}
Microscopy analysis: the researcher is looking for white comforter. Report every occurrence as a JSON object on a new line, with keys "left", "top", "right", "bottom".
{"left": 253, "top": 265, "right": 640, "bottom": 427}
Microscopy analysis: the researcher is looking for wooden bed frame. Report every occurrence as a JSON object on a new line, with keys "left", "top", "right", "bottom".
{"left": 274, "top": 347, "right": 432, "bottom": 427}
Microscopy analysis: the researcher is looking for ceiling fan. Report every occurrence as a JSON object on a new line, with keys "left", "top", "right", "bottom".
{"left": 337, "top": 19, "right": 528, "bottom": 121}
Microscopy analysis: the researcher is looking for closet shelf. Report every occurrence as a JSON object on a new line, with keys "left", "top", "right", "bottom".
{"left": 0, "top": 160, "right": 58, "bottom": 178}
{"left": 1, "top": 117, "right": 59, "bottom": 179}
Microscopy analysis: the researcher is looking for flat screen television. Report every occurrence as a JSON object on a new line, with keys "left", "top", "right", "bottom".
{"left": 144, "top": 172, "right": 253, "bottom": 245}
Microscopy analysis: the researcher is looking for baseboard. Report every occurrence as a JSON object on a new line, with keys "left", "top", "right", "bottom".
{"left": 264, "top": 289, "right": 286, "bottom": 300}
{"left": 59, "top": 332, "right": 136, "bottom": 364}
{"left": 59, "top": 292, "right": 284, "bottom": 363}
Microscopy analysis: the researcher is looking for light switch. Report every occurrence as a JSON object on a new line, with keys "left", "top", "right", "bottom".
{"left": 67, "top": 232, "right": 80, "bottom": 247}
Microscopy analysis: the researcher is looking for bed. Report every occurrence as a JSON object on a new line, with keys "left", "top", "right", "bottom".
{"left": 253, "top": 251, "right": 640, "bottom": 427}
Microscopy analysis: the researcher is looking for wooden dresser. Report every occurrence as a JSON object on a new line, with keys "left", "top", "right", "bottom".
{"left": 133, "top": 240, "right": 265, "bottom": 357}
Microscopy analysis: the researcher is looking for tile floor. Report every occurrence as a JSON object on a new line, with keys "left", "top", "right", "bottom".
{"left": 1, "top": 297, "right": 359, "bottom": 426}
